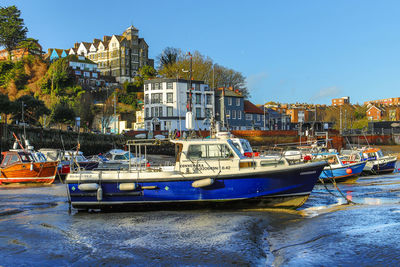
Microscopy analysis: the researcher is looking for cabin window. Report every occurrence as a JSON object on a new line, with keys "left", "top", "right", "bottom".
{"left": 1, "top": 155, "right": 11, "bottom": 166}
{"left": 260, "top": 160, "right": 285, "bottom": 167}
{"left": 187, "top": 144, "right": 234, "bottom": 160}
{"left": 8, "top": 155, "right": 20, "bottom": 165}
{"left": 19, "top": 153, "right": 32, "bottom": 162}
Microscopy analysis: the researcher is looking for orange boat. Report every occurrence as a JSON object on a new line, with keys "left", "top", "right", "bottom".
{"left": 0, "top": 150, "right": 58, "bottom": 185}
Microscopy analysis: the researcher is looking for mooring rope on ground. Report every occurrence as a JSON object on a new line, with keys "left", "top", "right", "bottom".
{"left": 321, "top": 163, "right": 356, "bottom": 205}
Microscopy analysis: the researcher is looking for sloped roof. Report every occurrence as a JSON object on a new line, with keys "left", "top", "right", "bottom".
{"left": 367, "top": 105, "right": 384, "bottom": 113}
{"left": 139, "top": 38, "right": 148, "bottom": 47}
{"left": 214, "top": 88, "right": 243, "bottom": 98}
{"left": 126, "top": 25, "right": 138, "bottom": 31}
{"left": 244, "top": 100, "right": 264, "bottom": 115}
{"left": 81, "top": 42, "right": 91, "bottom": 49}
{"left": 114, "top": 35, "right": 124, "bottom": 42}
{"left": 66, "top": 54, "right": 96, "bottom": 64}
{"left": 103, "top": 36, "right": 112, "bottom": 42}
{"left": 69, "top": 48, "right": 77, "bottom": 54}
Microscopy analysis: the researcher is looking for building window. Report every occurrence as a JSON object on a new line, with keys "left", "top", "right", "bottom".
{"left": 205, "top": 108, "right": 212, "bottom": 118}
{"left": 196, "top": 107, "right": 201, "bottom": 118}
{"left": 159, "top": 107, "right": 163, "bottom": 117}
{"left": 195, "top": 94, "right": 201, "bottom": 104}
{"left": 151, "top": 93, "right": 162, "bottom": 104}
{"left": 167, "top": 82, "right": 173, "bottom": 89}
{"left": 75, "top": 70, "right": 81, "bottom": 75}
{"left": 257, "top": 115, "right": 261, "bottom": 121}
{"left": 145, "top": 84, "right": 149, "bottom": 91}
{"left": 228, "top": 97, "right": 232, "bottom": 106}
{"left": 84, "top": 72, "right": 90, "bottom": 77}
{"left": 226, "top": 110, "right": 231, "bottom": 118}
{"left": 246, "top": 114, "right": 252, "bottom": 120}
{"left": 236, "top": 98, "right": 240, "bottom": 106}
{"left": 145, "top": 108, "right": 149, "bottom": 118}
{"left": 144, "top": 94, "right": 149, "bottom": 104}
{"left": 238, "top": 111, "right": 242, "bottom": 119}
{"left": 194, "top": 83, "right": 200, "bottom": 91}
{"left": 167, "top": 93, "right": 173, "bottom": 103}
{"left": 232, "top": 110, "right": 236, "bottom": 119}
{"left": 206, "top": 94, "right": 212, "bottom": 105}
{"left": 167, "top": 107, "right": 173, "bottom": 117}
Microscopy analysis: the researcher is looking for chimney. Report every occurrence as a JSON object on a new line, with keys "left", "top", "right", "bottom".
{"left": 74, "top": 42, "right": 79, "bottom": 49}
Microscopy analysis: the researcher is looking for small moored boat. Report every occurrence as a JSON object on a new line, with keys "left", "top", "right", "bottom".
{"left": 0, "top": 150, "right": 58, "bottom": 185}
{"left": 318, "top": 153, "right": 366, "bottom": 183}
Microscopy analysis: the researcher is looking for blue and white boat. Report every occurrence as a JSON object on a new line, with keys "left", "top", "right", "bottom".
{"left": 65, "top": 135, "right": 327, "bottom": 211}
{"left": 341, "top": 147, "right": 397, "bottom": 175}
{"left": 361, "top": 148, "right": 397, "bottom": 174}
{"left": 318, "top": 153, "right": 366, "bottom": 182}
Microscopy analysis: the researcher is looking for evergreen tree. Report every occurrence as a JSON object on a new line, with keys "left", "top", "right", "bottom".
{"left": 0, "top": 5, "right": 28, "bottom": 60}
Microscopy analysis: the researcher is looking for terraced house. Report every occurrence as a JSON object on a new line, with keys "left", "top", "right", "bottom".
{"left": 68, "top": 25, "right": 154, "bottom": 83}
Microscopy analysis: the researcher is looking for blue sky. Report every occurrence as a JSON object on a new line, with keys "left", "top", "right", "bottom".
{"left": 3, "top": 0, "right": 400, "bottom": 105}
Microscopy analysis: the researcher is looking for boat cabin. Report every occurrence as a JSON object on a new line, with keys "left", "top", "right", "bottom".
{"left": 169, "top": 137, "right": 288, "bottom": 174}
{"left": 1, "top": 151, "right": 34, "bottom": 167}
{"left": 362, "top": 148, "right": 384, "bottom": 161}
{"left": 104, "top": 149, "right": 132, "bottom": 161}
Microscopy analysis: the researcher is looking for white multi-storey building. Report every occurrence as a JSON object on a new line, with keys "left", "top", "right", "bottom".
{"left": 144, "top": 78, "right": 214, "bottom": 131}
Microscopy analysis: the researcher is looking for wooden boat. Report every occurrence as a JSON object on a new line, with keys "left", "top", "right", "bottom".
{"left": 0, "top": 150, "right": 58, "bottom": 185}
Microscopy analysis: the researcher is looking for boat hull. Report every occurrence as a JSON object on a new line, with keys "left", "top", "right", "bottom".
{"left": 0, "top": 162, "right": 58, "bottom": 185}
{"left": 363, "top": 158, "right": 397, "bottom": 174}
{"left": 66, "top": 162, "right": 326, "bottom": 210}
{"left": 319, "top": 161, "right": 366, "bottom": 182}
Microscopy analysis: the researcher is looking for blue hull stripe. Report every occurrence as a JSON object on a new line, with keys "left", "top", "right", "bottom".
{"left": 320, "top": 162, "right": 366, "bottom": 180}
{"left": 68, "top": 165, "right": 325, "bottom": 206}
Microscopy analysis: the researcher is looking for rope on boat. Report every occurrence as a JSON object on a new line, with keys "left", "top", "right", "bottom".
{"left": 321, "top": 162, "right": 356, "bottom": 205}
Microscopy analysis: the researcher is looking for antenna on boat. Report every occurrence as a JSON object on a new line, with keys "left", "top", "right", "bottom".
{"left": 22, "top": 101, "right": 26, "bottom": 140}
{"left": 12, "top": 132, "right": 27, "bottom": 154}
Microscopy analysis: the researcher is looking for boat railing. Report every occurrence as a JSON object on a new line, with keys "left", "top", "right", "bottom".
{"left": 126, "top": 139, "right": 170, "bottom": 172}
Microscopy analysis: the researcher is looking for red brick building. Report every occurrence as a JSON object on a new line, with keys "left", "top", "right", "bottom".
{"left": 364, "top": 97, "right": 400, "bottom": 106}
{"left": 366, "top": 105, "right": 384, "bottom": 121}
{"left": 332, "top": 96, "right": 350, "bottom": 106}
{"left": 0, "top": 43, "right": 43, "bottom": 61}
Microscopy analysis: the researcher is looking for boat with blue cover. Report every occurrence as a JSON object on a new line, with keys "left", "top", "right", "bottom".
{"left": 65, "top": 135, "right": 327, "bottom": 211}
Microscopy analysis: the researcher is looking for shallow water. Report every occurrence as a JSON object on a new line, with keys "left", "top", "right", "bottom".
{"left": 1, "top": 172, "right": 400, "bottom": 266}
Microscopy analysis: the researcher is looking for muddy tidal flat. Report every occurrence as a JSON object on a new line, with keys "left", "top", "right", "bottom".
{"left": 1, "top": 172, "right": 400, "bottom": 266}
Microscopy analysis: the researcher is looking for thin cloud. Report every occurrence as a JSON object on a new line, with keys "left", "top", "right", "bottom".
{"left": 246, "top": 72, "right": 269, "bottom": 92}
{"left": 310, "top": 86, "right": 341, "bottom": 102}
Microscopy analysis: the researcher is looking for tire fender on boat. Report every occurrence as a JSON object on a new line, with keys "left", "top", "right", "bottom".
{"left": 78, "top": 183, "right": 99, "bottom": 191}
{"left": 192, "top": 178, "right": 214, "bottom": 188}
{"left": 97, "top": 187, "right": 103, "bottom": 201}
{"left": 119, "top": 183, "right": 136, "bottom": 191}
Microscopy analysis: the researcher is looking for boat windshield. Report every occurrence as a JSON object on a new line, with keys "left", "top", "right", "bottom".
{"left": 376, "top": 150, "right": 384, "bottom": 158}
{"left": 113, "top": 152, "right": 132, "bottom": 160}
{"left": 75, "top": 155, "right": 88, "bottom": 162}
{"left": 227, "top": 140, "right": 245, "bottom": 158}
{"left": 187, "top": 143, "right": 236, "bottom": 160}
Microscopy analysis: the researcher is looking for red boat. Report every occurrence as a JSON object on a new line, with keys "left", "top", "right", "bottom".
{"left": 0, "top": 150, "right": 58, "bottom": 185}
